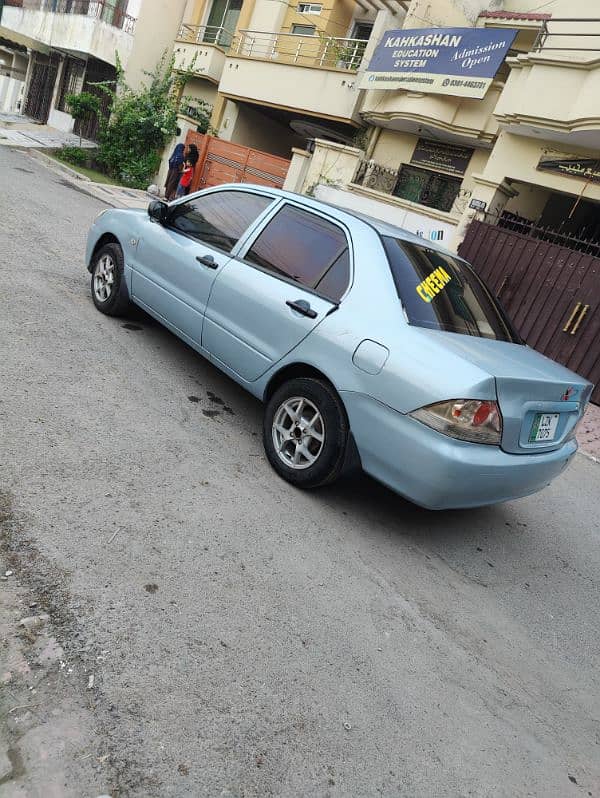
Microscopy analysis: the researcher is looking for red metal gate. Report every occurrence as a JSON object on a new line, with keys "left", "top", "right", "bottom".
{"left": 184, "top": 132, "right": 290, "bottom": 194}
{"left": 459, "top": 219, "right": 600, "bottom": 403}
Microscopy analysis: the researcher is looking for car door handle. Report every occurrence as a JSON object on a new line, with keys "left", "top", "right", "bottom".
{"left": 286, "top": 299, "right": 317, "bottom": 319}
{"left": 196, "top": 254, "right": 218, "bottom": 269}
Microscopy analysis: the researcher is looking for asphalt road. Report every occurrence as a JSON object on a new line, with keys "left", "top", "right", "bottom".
{"left": 0, "top": 145, "right": 599, "bottom": 798}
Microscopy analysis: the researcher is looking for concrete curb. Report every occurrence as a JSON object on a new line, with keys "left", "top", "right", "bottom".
{"left": 27, "top": 149, "right": 150, "bottom": 210}
{"left": 27, "top": 148, "right": 92, "bottom": 182}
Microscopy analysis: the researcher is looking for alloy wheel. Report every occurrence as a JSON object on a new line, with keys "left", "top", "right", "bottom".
{"left": 93, "top": 254, "right": 115, "bottom": 303}
{"left": 272, "top": 396, "right": 325, "bottom": 470}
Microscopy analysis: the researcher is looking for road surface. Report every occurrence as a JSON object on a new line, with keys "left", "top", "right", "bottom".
{"left": 0, "top": 145, "right": 599, "bottom": 798}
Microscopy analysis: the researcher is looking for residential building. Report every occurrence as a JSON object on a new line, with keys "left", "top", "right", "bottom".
{"left": 164, "top": 0, "right": 407, "bottom": 163}
{"left": 0, "top": 0, "right": 182, "bottom": 137}
{"left": 311, "top": 0, "right": 600, "bottom": 250}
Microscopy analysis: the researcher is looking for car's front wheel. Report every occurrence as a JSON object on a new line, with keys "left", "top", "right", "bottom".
{"left": 91, "top": 242, "right": 130, "bottom": 316}
{"left": 263, "top": 377, "right": 349, "bottom": 489}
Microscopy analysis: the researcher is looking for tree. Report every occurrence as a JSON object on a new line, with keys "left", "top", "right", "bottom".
{"left": 66, "top": 92, "right": 100, "bottom": 147}
{"left": 96, "top": 52, "right": 212, "bottom": 189}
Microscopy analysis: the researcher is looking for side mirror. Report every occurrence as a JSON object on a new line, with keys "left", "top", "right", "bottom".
{"left": 148, "top": 199, "right": 169, "bottom": 224}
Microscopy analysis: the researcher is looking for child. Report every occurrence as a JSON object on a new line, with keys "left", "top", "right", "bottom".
{"left": 176, "top": 159, "right": 194, "bottom": 198}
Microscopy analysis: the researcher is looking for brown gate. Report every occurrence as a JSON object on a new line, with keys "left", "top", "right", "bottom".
{"left": 184, "top": 132, "right": 290, "bottom": 194}
{"left": 459, "top": 219, "right": 600, "bottom": 403}
{"left": 24, "top": 53, "right": 60, "bottom": 123}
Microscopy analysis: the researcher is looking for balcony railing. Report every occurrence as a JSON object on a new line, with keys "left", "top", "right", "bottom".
{"left": 176, "top": 24, "right": 235, "bottom": 49}
{"left": 354, "top": 159, "right": 473, "bottom": 216}
{"left": 6, "top": 0, "right": 136, "bottom": 34}
{"left": 533, "top": 18, "right": 600, "bottom": 55}
{"left": 231, "top": 29, "right": 368, "bottom": 71}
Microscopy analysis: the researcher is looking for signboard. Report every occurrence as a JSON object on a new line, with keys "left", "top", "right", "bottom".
{"left": 360, "top": 27, "right": 518, "bottom": 99}
{"left": 469, "top": 198, "right": 487, "bottom": 211}
{"left": 537, "top": 157, "right": 600, "bottom": 185}
{"left": 411, "top": 138, "right": 473, "bottom": 176}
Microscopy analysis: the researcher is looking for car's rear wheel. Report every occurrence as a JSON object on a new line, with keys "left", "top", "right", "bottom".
{"left": 263, "top": 377, "right": 349, "bottom": 489}
{"left": 91, "top": 242, "right": 130, "bottom": 316}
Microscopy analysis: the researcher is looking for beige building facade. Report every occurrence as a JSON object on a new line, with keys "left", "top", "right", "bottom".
{"left": 306, "top": 0, "right": 600, "bottom": 249}
{"left": 0, "top": 0, "right": 132, "bottom": 127}
{"left": 159, "top": 0, "right": 600, "bottom": 255}
{"left": 0, "top": 0, "right": 178, "bottom": 136}
{"left": 163, "top": 0, "right": 404, "bottom": 164}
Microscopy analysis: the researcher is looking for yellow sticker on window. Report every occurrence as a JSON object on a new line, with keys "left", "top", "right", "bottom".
{"left": 416, "top": 267, "right": 452, "bottom": 303}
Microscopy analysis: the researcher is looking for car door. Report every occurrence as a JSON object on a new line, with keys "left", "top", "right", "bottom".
{"left": 130, "top": 190, "right": 274, "bottom": 346}
{"left": 203, "top": 201, "right": 353, "bottom": 381}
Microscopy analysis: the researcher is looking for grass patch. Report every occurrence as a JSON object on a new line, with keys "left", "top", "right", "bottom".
{"left": 49, "top": 148, "right": 125, "bottom": 186}
{"left": 56, "top": 159, "right": 120, "bottom": 185}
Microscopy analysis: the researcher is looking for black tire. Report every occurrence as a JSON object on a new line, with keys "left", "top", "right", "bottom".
{"left": 90, "top": 242, "right": 130, "bottom": 316}
{"left": 263, "top": 377, "right": 349, "bottom": 489}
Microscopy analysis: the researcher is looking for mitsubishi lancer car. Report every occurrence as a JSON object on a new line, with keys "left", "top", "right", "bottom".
{"left": 85, "top": 184, "right": 593, "bottom": 509}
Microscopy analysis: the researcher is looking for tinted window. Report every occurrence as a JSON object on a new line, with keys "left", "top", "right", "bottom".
{"left": 245, "top": 205, "right": 349, "bottom": 296}
{"left": 314, "top": 249, "right": 351, "bottom": 302}
{"left": 169, "top": 191, "right": 272, "bottom": 252}
{"left": 383, "top": 237, "right": 521, "bottom": 343}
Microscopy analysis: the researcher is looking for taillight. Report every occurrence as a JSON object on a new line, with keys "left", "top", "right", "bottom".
{"left": 410, "top": 399, "right": 502, "bottom": 445}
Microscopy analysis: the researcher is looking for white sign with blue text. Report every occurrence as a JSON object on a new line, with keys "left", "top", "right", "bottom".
{"left": 360, "top": 27, "right": 518, "bottom": 99}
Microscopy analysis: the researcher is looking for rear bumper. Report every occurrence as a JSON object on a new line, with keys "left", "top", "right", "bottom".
{"left": 341, "top": 391, "right": 577, "bottom": 510}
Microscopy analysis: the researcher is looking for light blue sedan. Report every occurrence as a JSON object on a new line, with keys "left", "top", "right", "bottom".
{"left": 85, "top": 185, "right": 593, "bottom": 509}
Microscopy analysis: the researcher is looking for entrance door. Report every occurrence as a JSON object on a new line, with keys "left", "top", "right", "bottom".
{"left": 131, "top": 190, "right": 274, "bottom": 346}
{"left": 203, "top": 202, "right": 351, "bottom": 381}
{"left": 24, "top": 53, "right": 59, "bottom": 123}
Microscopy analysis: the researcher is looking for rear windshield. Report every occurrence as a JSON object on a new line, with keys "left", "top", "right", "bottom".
{"left": 382, "top": 237, "right": 521, "bottom": 343}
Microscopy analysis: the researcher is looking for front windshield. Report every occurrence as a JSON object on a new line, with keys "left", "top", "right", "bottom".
{"left": 382, "top": 237, "right": 521, "bottom": 343}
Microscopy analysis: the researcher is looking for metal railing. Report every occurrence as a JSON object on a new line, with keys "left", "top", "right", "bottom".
{"left": 231, "top": 29, "right": 368, "bottom": 71}
{"left": 480, "top": 209, "right": 600, "bottom": 257}
{"left": 176, "top": 24, "right": 235, "bottom": 49}
{"left": 13, "top": 0, "right": 136, "bottom": 34}
{"left": 354, "top": 159, "right": 399, "bottom": 194}
{"left": 533, "top": 18, "right": 600, "bottom": 54}
{"left": 353, "top": 158, "right": 474, "bottom": 215}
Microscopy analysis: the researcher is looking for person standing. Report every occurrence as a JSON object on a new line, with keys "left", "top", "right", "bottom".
{"left": 176, "top": 159, "right": 194, "bottom": 198}
{"left": 164, "top": 143, "right": 185, "bottom": 201}
{"left": 186, "top": 143, "right": 199, "bottom": 168}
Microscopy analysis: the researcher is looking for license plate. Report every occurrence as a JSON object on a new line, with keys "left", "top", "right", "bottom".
{"left": 529, "top": 413, "right": 560, "bottom": 443}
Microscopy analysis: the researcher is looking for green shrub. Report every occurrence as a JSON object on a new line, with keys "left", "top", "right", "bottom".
{"left": 57, "top": 145, "right": 88, "bottom": 166}
{"left": 95, "top": 52, "right": 211, "bottom": 190}
{"left": 65, "top": 92, "right": 100, "bottom": 146}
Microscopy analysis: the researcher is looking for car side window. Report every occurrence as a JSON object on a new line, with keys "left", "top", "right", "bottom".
{"left": 314, "top": 249, "right": 351, "bottom": 302}
{"left": 245, "top": 204, "right": 350, "bottom": 299}
{"left": 168, "top": 191, "right": 273, "bottom": 253}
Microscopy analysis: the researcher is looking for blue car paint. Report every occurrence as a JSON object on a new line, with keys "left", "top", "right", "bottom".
{"left": 86, "top": 186, "right": 593, "bottom": 509}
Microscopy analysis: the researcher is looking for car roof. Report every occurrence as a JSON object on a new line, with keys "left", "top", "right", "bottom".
{"left": 210, "top": 183, "right": 456, "bottom": 257}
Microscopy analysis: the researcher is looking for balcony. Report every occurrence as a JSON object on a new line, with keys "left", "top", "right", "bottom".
{"left": 173, "top": 25, "right": 231, "bottom": 84}
{"left": 0, "top": 0, "right": 135, "bottom": 66}
{"left": 218, "top": 30, "right": 368, "bottom": 124}
{"left": 361, "top": 81, "right": 503, "bottom": 147}
{"left": 493, "top": 19, "right": 600, "bottom": 150}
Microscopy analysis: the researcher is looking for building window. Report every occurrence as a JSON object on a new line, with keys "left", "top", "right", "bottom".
{"left": 291, "top": 24, "right": 317, "bottom": 36}
{"left": 351, "top": 22, "right": 373, "bottom": 40}
{"left": 298, "top": 3, "right": 322, "bottom": 13}
{"left": 393, "top": 165, "right": 462, "bottom": 213}
{"left": 56, "top": 57, "right": 85, "bottom": 113}
{"left": 204, "top": 0, "right": 243, "bottom": 46}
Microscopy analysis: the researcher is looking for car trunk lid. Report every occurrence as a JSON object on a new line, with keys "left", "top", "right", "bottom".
{"left": 417, "top": 330, "right": 593, "bottom": 454}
